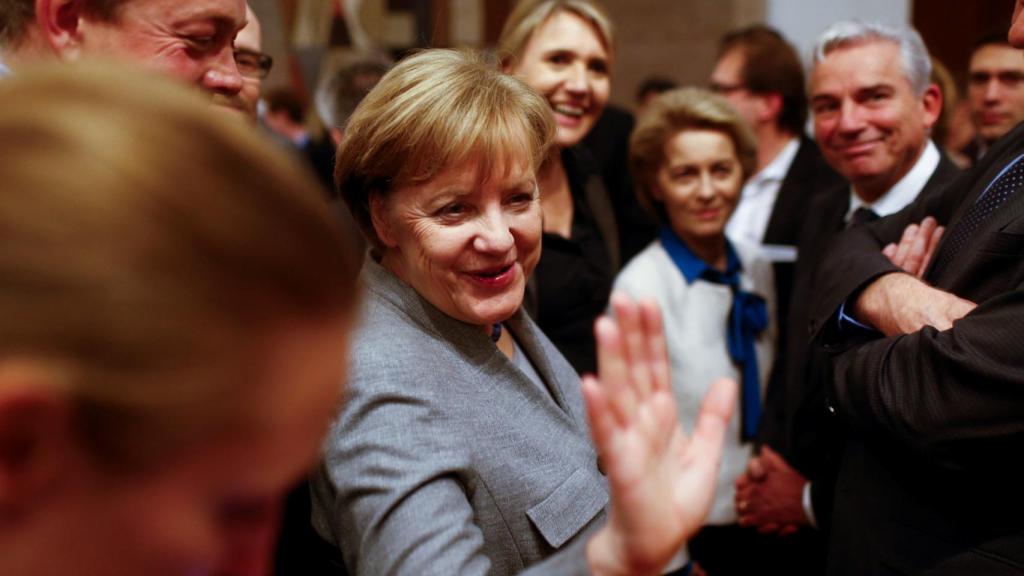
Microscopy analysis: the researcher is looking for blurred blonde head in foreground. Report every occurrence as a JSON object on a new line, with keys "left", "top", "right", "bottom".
{"left": 0, "top": 60, "right": 358, "bottom": 576}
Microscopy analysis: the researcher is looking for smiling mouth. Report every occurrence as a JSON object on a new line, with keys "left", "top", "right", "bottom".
{"left": 839, "top": 140, "right": 882, "bottom": 155}
{"left": 553, "top": 103, "right": 585, "bottom": 118}
{"left": 466, "top": 264, "right": 516, "bottom": 287}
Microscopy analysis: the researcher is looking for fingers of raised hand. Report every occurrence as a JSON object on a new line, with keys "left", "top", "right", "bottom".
{"left": 594, "top": 316, "right": 637, "bottom": 426}
{"left": 609, "top": 292, "right": 655, "bottom": 401}
{"left": 638, "top": 298, "right": 670, "bottom": 395}
{"left": 689, "top": 378, "right": 737, "bottom": 468}
{"left": 581, "top": 375, "right": 617, "bottom": 458}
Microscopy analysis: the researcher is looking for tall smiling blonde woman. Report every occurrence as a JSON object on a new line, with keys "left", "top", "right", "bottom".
{"left": 498, "top": 0, "right": 621, "bottom": 374}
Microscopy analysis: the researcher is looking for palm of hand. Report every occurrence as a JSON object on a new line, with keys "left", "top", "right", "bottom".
{"left": 583, "top": 294, "right": 736, "bottom": 574}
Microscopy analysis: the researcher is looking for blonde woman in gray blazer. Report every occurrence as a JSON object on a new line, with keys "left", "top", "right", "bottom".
{"left": 311, "top": 48, "right": 737, "bottom": 576}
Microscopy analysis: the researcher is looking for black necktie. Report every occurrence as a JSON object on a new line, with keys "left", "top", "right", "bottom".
{"left": 932, "top": 156, "right": 1024, "bottom": 275}
{"left": 848, "top": 206, "right": 880, "bottom": 228}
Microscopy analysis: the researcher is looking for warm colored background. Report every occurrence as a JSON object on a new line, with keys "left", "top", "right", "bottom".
{"left": 249, "top": 0, "right": 1014, "bottom": 112}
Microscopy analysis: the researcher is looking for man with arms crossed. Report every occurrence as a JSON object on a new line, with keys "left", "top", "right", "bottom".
{"left": 799, "top": 6, "right": 1024, "bottom": 574}
{"left": 735, "top": 21, "right": 961, "bottom": 574}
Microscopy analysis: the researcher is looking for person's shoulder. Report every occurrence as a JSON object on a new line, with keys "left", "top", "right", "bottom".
{"left": 791, "top": 136, "right": 844, "bottom": 187}
{"left": 616, "top": 240, "right": 669, "bottom": 282}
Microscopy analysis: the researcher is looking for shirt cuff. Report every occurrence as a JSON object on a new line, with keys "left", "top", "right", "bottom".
{"left": 802, "top": 481, "right": 818, "bottom": 529}
{"left": 837, "top": 300, "right": 877, "bottom": 332}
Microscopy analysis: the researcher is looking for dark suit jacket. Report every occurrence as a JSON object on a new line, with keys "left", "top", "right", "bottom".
{"left": 581, "top": 104, "right": 657, "bottom": 263}
{"left": 762, "top": 138, "right": 844, "bottom": 388}
{"left": 760, "top": 152, "right": 959, "bottom": 532}
{"left": 810, "top": 124, "right": 1024, "bottom": 575}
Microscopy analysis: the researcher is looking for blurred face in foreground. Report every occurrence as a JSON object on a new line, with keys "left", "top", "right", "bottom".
{"left": 2, "top": 320, "right": 349, "bottom": 576}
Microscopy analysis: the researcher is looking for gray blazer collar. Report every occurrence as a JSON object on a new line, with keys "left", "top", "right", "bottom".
{"left": 361, "top": 258, "right": 578, "bottom": 417}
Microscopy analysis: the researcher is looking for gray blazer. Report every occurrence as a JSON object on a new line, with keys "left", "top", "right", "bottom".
{"left": 311, "top": 259, "right": 609, "bottom": 575}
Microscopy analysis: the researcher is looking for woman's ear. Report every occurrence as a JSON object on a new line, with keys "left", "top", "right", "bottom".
{"left": 0, "top": 364, "right": 74, "bottom": 517}
{"left": 368, "top": 194, "right": 397, "bottom": 248}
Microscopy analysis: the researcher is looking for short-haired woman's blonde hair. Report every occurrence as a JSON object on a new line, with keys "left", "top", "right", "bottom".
{"left": 629, "top": 87, "right": 758, "bottom": 225}
{"left": 0, "top": 62, "right": 358, "bottom": 469}
{"left": 335, "top": 49, "right": 555, "bottom": 249}
{"left": 497, "top": 0, "right": 615, "bottom": 66}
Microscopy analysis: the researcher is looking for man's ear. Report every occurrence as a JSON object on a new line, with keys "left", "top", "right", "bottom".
{"left": 368, "top": 193, "right": 397, "bottom": 248}
{"left": 35, "top": 0, "right": 89, "bottom": 59}
{"left": 757, "top": 92, "right": 784, "bottom": 125}
{"left": 920, "top": 83, "right": 943, "bottom": 132}
{"left": 0, "top": 364, "right": 73, "bottom": 518}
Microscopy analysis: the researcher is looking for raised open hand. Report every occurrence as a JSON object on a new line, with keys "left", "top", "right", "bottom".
{"left": 583, "top": 293, "right": 737, "bottom": 576}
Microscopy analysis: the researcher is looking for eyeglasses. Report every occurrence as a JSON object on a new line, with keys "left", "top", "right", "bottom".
{"left": 234, "top": 49, "right": 273, "bottom": 80}
{"left": 709, "top": 81, "right": 748, "bottom": 95}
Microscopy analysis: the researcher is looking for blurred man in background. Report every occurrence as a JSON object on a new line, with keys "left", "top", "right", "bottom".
{"left": 964, "top": 31, "right": 1024, "bottom": 164}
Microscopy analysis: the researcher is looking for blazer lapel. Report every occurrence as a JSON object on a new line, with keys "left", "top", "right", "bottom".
{"left": 505, "top": 309, "right": 577, "bottom": 416}
{"left": 362, "top": 259, "right": 585, "bottom": 430}
{"left": 926, "top": 141, "right": 1024, "bottom": 283}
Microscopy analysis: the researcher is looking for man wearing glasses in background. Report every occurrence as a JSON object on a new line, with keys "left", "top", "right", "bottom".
{"left": 226, "top": 4, "right": 272, "bottom": 122}
{"left": 0, "top": 0, "right": 270, "bottom": 122}
{"left": 708, "top": 25, "right": 843, "bottom": 353}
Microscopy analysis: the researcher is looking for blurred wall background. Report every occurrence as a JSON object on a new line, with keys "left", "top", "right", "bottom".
{"left": 247, "top": 0, "right": 1015, "bottom": 118}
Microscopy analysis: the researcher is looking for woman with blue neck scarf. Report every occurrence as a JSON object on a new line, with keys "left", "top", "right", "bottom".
{"left": 614, "top": 87, "right": 775, "bottom": 574}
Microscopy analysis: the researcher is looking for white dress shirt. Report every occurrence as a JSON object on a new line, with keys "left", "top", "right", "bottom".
{"left": 845, "top": 140, "right": 941, "bottom": 222}
{"left": 726, "top": 137, "right": 800, "bottom": 245}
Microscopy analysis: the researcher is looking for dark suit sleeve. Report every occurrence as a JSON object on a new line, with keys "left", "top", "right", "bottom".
{"left": 809, "top": 167, "right": 965, "bottom": 339}
{"left": 828, "top": 286, "right": 1024, "bottom": 470}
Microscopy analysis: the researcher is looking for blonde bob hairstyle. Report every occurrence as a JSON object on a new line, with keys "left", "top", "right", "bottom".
{"left": 0, "top": 61, "right": 358, "bottom": 470}
{"left": 629, "top": 87, "right": 758, "bottom": 226}
{"left": 497, "top": 0, "right": 614, "bottom": 68}
{"left": 335, "top": 49, "right": 555, "bottom": 250}
{"left": 497, "top": 0, "right": 614, "bottom": 69}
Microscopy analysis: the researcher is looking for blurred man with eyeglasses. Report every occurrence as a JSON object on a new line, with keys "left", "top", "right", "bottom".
{"left": 219, "top": 4, "right": 271, "bottom": 121}
{"left": 0, "top": 0, "right": 246, "bottom": 96}
{"left": 709, "top": 26, "right": 842, "bottom": 331}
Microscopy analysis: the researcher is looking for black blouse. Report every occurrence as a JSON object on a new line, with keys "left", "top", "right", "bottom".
{"left": 530, "top": 148, "right": 616, "bottom": 375}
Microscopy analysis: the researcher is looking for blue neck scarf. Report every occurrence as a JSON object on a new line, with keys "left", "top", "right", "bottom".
{"left": 659, "top": 227, "right": 768, "bottom": 441}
